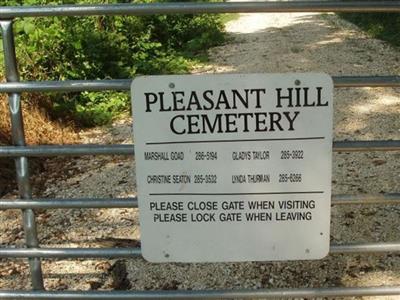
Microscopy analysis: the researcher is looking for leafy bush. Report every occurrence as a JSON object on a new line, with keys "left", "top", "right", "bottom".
{"left": 0, "top": 0, "right": 226, "bottom": 126}
{"left": 339, "top": 13, "right": 400, "bottom": 48}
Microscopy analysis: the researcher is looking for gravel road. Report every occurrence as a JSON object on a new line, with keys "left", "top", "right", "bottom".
{"left": 1, "top": 10, "right": 399, "bottom": 299}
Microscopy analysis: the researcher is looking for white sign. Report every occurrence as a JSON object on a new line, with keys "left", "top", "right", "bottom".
{"left": 131, "top": 73, "right": 333, "bottom": 262}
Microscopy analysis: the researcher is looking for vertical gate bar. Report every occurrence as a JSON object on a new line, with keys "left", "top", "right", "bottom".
{"left": 0, "top": 20, "right": 44, "bottom": 290}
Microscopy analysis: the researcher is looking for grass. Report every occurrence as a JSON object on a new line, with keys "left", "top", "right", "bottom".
{"left": 0, "top": 92, "right": 78, "bottom": 196}
{"left": 339, "top": 13, "right": 400, "bottom": 48}
{"left": 220, "top": 13, "right": 241, "bottom": 24}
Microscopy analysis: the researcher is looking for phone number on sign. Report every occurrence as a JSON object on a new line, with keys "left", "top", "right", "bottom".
{"left": 194, "top": 174, "right": 218, "bottom": 184}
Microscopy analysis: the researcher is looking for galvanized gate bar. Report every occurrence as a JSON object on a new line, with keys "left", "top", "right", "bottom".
{"left": 332, "top": 193, "right": 400, "bottom": 205}
{"left": 0, "top": 140, "right": 399, "bottom": 157}
{"left": 0, "top": 1, "right": 400, "bottom": 18}
{"left": 0, "top": 80, "right": 132, "bottom": 92}
{"left": 333, "top": 140, "right": 400, "bottom": 152}
{"left": 329, "top": 242, "right": 400, "bottom": 253}
{"left": 0, "top": 76, "right": 400, "bottom": 93}
{"left": 0, "top": 144, "right": 135, "bottom": 157}
{"left": 0, "top": 194, "right": 399, "bottom": 209}
{"left": 334, "top": 75, "right": 400, "bottom": 87}
{"left": 0, "top": 248, "right": 142, "bottom": 258}
{"left": 0, "top": 197, "right": 139, "bottom": 209}
{"left": 0, "top": 76, "right": 399, "bottom": 93}
{"left": 1, "top": 286, "right": 400, "bottom": 299}
{"left": 1, "top": 242, "right": 400, "bottom": 259}
{"left": 2, "top": 286, "right": 400, "bottom": 300}
{"left": 0, "top": 20, "right": 44, "bottom": 290}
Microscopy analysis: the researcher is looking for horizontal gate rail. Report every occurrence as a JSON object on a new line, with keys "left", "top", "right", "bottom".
{"left": 1, "top": 286, "right": 400, "bottom": 299}
{"left": 1, "top": 242, "right": 400, "bottom": 259}
{"left": 0, "top": 197, "right": 138, "bottom": 209}
{"left": 0, "top": 194, "right": 399, "bottom": 209}
{"left": 0, "top": 80, "right": 130, "bottom": 92}
{"left": 0, "top": 144, "right": 134, "bottom": 156}
{"left": 333, "top": 75, "right": 400, "bottom": 88}
{"left": 329, "top": 242, "right": 400, "bottom": 254}
{"left": 0, "top": 76, "right": 398, "bottom": 93}
{"left": 0, "top": 1, "right": 399, "bottom": 298}
{"left": 0, "top": 140, "right": 399, "bottom": 157}
{"left": 332, "top": 193, "right": 400, "bottom": 205}
{"left": 332, "top": 140, "right": 400, "bottom": 152}
{"left": 0, "top": 248, "right": 140, "bottom": 258}
{"left": 0, "top": 1, "right": 400, "bottom": 18}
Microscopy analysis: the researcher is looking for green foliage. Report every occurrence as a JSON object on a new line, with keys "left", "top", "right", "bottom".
{"left": 339, "top": 13, "right": 400, "bottom": 48}
{"left": 219, "top": 13, "right": 240, "bottom": 25}
{"left": 0, "top": 0, "right": 226, "bottom": 126}
{"left": 52, "top": 91, "right": 129, "bottom": 127}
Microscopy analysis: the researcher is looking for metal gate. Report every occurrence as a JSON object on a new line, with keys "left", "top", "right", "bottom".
{"left": 0, "top": 1, "right": 400, "bottom": 298}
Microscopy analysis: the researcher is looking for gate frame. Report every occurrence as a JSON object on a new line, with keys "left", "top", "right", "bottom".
{"left": 0, "top": 1, "right": 400, "bottom": 298}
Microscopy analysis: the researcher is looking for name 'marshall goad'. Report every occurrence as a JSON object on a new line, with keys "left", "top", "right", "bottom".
{"left": 143, "top": 87, "right": 328, "bottom": 135}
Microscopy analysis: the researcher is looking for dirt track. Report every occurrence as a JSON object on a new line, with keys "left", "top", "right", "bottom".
{"left": 1, "top": 10, "right": 400, "bottom": 299}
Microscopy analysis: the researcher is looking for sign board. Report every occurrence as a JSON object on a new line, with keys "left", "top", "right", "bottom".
{"left": 131, "top": 73, "right": 333, "bottom": 262}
